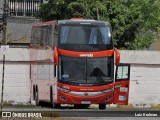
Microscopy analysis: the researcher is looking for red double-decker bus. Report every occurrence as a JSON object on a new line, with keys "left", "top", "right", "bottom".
{"left": 30, "top": 19, "right": 130, "bottom": 109}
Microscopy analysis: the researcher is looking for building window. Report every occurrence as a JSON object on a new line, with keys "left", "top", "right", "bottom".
{"left": 8, "top": 0, "right": 43, "bottom": 16}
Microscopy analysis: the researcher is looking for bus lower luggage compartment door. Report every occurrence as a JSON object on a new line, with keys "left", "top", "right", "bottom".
{"left": 113, "top": 64, "right": 130, "bottom": 105}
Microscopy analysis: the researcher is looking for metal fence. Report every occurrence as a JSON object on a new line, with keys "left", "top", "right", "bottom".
{"left": 0, "top": 16, "right": 39, "bottom": 43}
{"left": 0, "top": 14, "right": 3, "bottom": 38}
{"left": 8, "top": 0, "right": 43, "bottom": 16}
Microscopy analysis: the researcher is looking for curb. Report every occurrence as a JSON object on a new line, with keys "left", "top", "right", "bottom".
{"left": 151, "top": 105, "right": 160, "bottom": 109}
{"left": 118, "top": 104, "right": 160, "bottom": 109}
{"left": 117, "top": 104, "right": 133, "bottom": 109}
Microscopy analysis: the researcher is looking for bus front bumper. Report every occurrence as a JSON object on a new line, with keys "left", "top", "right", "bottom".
{"left": 57, "top": 90, "right": 113, "bottom": 105}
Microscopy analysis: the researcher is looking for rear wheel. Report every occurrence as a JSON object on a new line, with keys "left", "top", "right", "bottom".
{"left": 35, "top": 91, "right": 39, "bottom": 106}
{"left": 99, "top": 104, "right": 106, "bottom": 110}
{"left": 33, "top": 86, "right": 36, "bottom": 100}
{"left": 50, "top": 87, "right": 53, "bottom": 105}
{"left": 50, "top": 87, "right": 60, "bottom": 109}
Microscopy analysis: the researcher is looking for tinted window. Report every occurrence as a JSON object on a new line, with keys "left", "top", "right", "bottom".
{"left": 60, "top": 26, "right": 111, "bottom": 45}
{"left": 58, "top": 56, "right": 114, "bottom": 86}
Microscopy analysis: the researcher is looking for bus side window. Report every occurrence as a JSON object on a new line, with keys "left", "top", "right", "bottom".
{"left": 53, "top": 24, "right": 58, "bottom": 47}
{"left": 34, "top": 28, "right": 41, "bottom": 45}
{"left": 40, "top": 27, "right": 47, "bottom": 46}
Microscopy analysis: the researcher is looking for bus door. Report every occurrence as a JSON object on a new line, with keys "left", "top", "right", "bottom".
{"left": 113, "top": 64, "right": 130, "bottom": 105}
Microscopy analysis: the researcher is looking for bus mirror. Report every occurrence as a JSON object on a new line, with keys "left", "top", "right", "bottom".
{"left": 114, "top": 48, "right": 120, "bottom": 66}
{"left": 54, "top": 47, "right": 58, "bottom": 65}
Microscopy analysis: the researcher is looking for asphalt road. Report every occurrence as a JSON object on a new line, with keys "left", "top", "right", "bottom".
{"left": 1, "top": 104, "right": 160, "bottom": 119}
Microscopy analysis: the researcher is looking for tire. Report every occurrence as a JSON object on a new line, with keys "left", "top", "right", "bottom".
{"left": 35, "top": 92, "right": 39, "bottom": 106}
{"left": 52, "top": 103, "right": 61, "bottom": 109}
{"left": 99, "top": 104, "right": 106, "bottom": 110}
{"left": 50, "top": 87, "right": 53, "bottom": 105}
{"left": 33, "top": 86, "right": 36, "bottom": 100}
{"left": 50, "top": 87, "right": 60, "bottom": 108}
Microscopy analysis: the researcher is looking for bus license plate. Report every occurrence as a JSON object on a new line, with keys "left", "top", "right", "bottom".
{"left": 81, "top": 101, "right": 91, "bottom": 104}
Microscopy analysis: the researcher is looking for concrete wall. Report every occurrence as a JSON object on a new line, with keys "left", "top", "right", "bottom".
{"left": 0, "top": 16, "right": 39, "bottom": 43}
{"left": 0, "top": 62, "right": 30, "bottom": 104}
{"left": 0, "top": 1, "right": 3, "bottom": 14}
{"left": 6, "top": 17, "right": 39, "bottom": 43}
{"left": 0, "top": 48, "right": 160, "bottom": 105}
{"left": 0, "top": 48, "right": 30, "bottom": 104}
{"left": 120, "top": 50, "right": 160, "bottom": 106}
{"left": 0, "top": 0, "right": 39, "bottom": 42}
{"left": 120, "top": 50, "right": 160, "bottom": 65}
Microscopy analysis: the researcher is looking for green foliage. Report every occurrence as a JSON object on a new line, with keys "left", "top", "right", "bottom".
{"left": 35, "top": 0, "right": 160, "bottom": 50}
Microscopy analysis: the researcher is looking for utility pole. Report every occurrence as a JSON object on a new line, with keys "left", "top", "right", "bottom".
{"left": 2, "top": 0, "right": 7, "bottom": 45}
{"left": 1, "top": 0, "right": 8, "bottom": 113}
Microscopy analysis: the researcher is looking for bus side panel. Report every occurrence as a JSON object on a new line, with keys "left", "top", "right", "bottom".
{"left": 30, "top": 48, "right": 38, "bottom": 101}
{"left": 30, "top": 47, "right": 54, "bottom": 103}
{"left": 37, "top": 63, "right": 50, "bottom": 102}
{"left": 52, "top": 77, "right": 58, "bottom": 103}
{"left": 52, "top": 64, "right": 58, "bottom": 103}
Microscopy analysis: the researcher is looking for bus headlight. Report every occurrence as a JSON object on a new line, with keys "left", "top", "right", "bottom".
{"left": 101, "top": 88, "right": 113, "bottom": 93}
{"left": 57, "top": 87, "right": 71, "bottom": 93}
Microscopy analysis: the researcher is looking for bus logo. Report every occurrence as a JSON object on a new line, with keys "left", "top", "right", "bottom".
{"left": 80, "top": 54, "right": 93, "bottom": 57}
{"left": 84, "top": 92, "right": 88, "bottom": 96}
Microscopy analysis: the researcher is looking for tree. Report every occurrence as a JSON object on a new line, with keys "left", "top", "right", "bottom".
{"left": 35, "top": 0, "right": 160, "bottom": 50}
{"left": 103, "top": 0, "right": 160, "bottom": 49}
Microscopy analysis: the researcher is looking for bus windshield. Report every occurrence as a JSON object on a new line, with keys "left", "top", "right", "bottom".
{"left": 60, "top": 25, "right": 111, "bottom": 45}
{"left": 58, "top": 56, "right": 113, "bottom": 86}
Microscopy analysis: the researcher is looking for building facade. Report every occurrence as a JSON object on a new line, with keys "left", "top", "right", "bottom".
{"left": 1, "top": 0, "right": 49, "bottom": 16}
{"left": 0, "top": 0, "right": 49, "bottom": 44}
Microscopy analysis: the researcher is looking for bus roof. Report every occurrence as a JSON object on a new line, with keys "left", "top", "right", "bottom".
{"left": 58, "top": 19, "right": 110, "bottom": 26}
{"left": 32, "top": 19, "right": 111, "bottom": 28}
